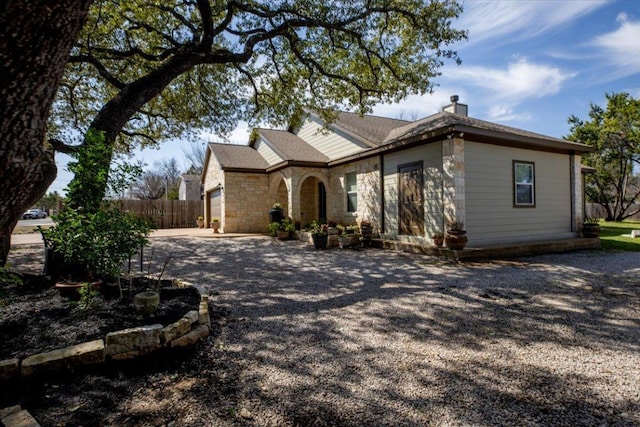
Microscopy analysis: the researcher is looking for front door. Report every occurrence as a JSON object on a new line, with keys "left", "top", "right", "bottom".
{"left": 398, "top": 162, "right": 424, "bottom": 236}
{"left": 318, "top": 182, "right": 326, "bottom": 221}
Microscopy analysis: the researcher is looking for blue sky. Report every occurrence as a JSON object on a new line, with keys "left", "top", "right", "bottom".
{"left": 48, "top": 0, "right": 640, "bottom": 195}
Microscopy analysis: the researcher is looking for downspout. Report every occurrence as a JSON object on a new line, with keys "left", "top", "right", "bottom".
{"left": 380, "top": 154, "right": 385, "bottom": 233}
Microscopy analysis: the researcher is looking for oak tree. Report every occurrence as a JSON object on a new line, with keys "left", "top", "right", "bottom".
{"left": 0, "top": 0, "right": 94, "bottom": 265}
{"left": 567, "top": 92, "right": 640, "bottom": 221}
{"left": 50, "top": 0, "right": 467, "bottom": 211}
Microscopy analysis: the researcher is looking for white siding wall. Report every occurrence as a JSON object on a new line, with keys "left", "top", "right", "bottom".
{"left": 465, "top": 141, "right": 575, "bottom": 246}
{"left": 383, "top": 143, "right": 443, "bottom": 243}
{"left": 296, "top": 117, "right": 368, "bottom": 160}
{"left": 254, "top": 137, "right": 283, "bottom": 166}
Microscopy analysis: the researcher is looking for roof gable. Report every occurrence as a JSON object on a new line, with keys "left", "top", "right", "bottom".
{"left": 324, "top": 111, "right": 409, "bottom": 147}
{"left": 258, "top": 129, "right": 329, "bottom": 163}
{"left": 208, "top": 143, "right": 269, "bottom": 171}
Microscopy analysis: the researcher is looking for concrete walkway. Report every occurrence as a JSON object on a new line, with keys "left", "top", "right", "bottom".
{"left": 10, "top": 227, "right": 260, "bottom": 246}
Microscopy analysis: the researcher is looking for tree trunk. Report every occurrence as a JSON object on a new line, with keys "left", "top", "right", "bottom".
{"left": 0, "top": 1, "right": 93, "bottom": 266}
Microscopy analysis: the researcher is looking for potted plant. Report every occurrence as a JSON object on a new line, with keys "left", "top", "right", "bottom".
{"left": 269, "top": 218, "right": 295, "bottom": 240}
{"left": 432, "top": 233, "right": 444, "bottom": 248}
{"left": 269, "top": 203, "right": 285, "bottom": 224}
{"left": 338, "top": 226, "right": 361, "bottom": 248}
{"left": 582, "top": 217, "right": 601, "bottom": 238}
{"left": 309, "top": 220, "right": 328, "bottom": 249}
{"left": 445, "top": 218, "right": 467, "bottom": 250}
{"left": 211, "top": 218, "right": 220, "bottom": 233}
{"left": 196, "top": 215, "right": 205, "bottom": 228}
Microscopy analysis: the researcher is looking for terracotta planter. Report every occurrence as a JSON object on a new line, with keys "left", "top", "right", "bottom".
{"left": 55, "top": 279, "right": 103, "bottom": 300}
{"left": 211, "top": 221, "right": 220, "bottom": 233}
{"left": 277, "top": 230, "right": 290, "bottom": 240}
{"left": 445, "top": 230, "right": 467, "bottom": 250}
{"left": 133, "top": 291, "right": 160, "bottom": 315}
{"left": 433, "top": 235, "right": 444, "bottom": 247}
{"left": 196, "top": 219, "right": 205, "bottom": 229}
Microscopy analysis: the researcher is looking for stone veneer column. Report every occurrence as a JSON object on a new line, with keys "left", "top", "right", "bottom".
{"left": 571, "top": 154, "right": 584, "bottom": 231}
{"left": 442, "top": 135, "right": 465, "bottom": 225}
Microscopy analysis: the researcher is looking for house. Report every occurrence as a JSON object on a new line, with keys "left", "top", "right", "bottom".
{"left": 178, "top": 174, "right": 202, "bottom": 201}
{"left": 202, "top": 97, "right": 593, "bottom": 247}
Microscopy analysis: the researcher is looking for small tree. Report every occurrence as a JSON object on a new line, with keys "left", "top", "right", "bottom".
{"left": 567, "top": 92, "right": 640, "bottom": 221}
{"left": 45, "top": 205, "right": 151, "bottom": 280}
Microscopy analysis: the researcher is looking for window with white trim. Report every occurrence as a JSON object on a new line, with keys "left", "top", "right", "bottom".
{"left": 513, "top": 161, "right": 535, "bottom": 207}
{"left": 346, "top": 172, "right": 357, "bottom": 212}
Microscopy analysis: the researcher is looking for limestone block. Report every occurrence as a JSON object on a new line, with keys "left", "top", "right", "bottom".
{"left": 105, "top": 324, "right": 162, "bottom": 359}
{"left": 183, "top": 310, "right": 199, "bottom": 324}
{"left": 198, "top": 300, "right": 210, "bottom": 326}
{"left": 0, "top": 405, "right": 22, "bottom": 419}
{"left": 171, "top": 325, "right": 210, "bottom": 348}
{"left": 21, "top": 340, "right": 104, "bottom": 377}
{"left": 161, "top": 318, "right": 192, "bottom": 344}
{"left": 1, "top": 409, "right": 41, "bottom": 427}
{"left": 0, "top": 358, "right": 19, "bottom": 381}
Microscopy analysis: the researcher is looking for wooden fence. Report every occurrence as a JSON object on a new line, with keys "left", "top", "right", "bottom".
{"left": 115, "top": 199, "right": 204, "bottom": 229}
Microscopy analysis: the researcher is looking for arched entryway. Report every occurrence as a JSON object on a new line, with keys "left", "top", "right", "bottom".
{"left": 274, "top": 178, "right": 289, "bottom": 213}
{"left": 299, "top": 176, "right": 326, "bottom": 225}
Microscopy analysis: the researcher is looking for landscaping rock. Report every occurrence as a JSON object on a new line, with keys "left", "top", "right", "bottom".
{"left": 1, "top": 408, "right": 41, "bottom": 427}
{"left": 0, "top": 358, "right": 19, "bottom": 381}
{"left": 161, "top": 318, "right": 192, "bottom": 344}
{"left": 183, "top": 310, "right": 199, "bottom": 324}
{"left": 105, "top": 324, "right": 163, "bottom": 360}
{"left": 21, "top": 340, "right": 105, "bottom": 377}
{"left": 170, "top": 325, "right": 209, "bottom": 348}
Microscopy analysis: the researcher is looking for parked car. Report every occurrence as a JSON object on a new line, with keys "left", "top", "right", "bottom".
{"left": 22, "top": 208, "right": 47, "bottom": 219}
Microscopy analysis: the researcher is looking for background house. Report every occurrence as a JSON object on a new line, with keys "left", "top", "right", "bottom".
{"left": 178, "top": 174, "right": 203, "bottom": 201}
{"left": 202, "top": 97, "right": 593, "bottom": 247}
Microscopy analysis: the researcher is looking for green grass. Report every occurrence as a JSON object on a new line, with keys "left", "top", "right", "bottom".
{"left": 599, "top": 220, "right": 640, "bottom": 251}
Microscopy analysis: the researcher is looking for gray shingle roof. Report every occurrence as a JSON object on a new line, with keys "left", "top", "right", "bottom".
{"left": 331, "top": 111, "right": 410, "bottom": 146}
{"left": 385, "top": 111, "right": 590, "bottom": 152}
{"left": 208, "top": 143, "right": 269, "bottom": 170}
{"left": 258, "top": 129, "right": 329, "bottom": 163}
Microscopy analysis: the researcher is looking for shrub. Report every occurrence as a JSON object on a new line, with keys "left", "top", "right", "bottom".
{"left": 45, "top": 205, "right": 152, "bottom": 280}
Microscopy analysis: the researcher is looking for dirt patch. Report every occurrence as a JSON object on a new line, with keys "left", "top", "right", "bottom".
{"left": 0, "top": 275, "right": 200, "bottom": 360}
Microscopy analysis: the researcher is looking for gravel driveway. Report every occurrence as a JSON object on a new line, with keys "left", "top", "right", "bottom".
{"left": 136, "top": 236, "right": 639, "bottom": 426}
{"left": 8, "top": 236, "right": 640, "bottom": 425}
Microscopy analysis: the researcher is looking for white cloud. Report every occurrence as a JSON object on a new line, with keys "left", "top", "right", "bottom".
{"left": 486, "top": 105, "right": 531, "bottom": 123}
{"left": 372, "top": 90, "right": 459, "bottom": 119}
{"left": 458, "top": 0, "right": 610, "bottom": 46}
{"left": 199, "top": 121, "right": 251, "bottom": 145}
{"left": 447, "top": 58, "right": 575, "bottom": 102}
{"left": 590, "top": 13, "right": 640, "bottom": 78}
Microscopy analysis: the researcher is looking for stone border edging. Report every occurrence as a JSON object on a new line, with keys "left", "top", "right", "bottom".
{"left": 0, "top": 281, "right": 210, "bottom": 383}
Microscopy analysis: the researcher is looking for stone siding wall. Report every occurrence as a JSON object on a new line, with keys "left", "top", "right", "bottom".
{"left": 224, "top": 172, "right": 270, "bottom": 233}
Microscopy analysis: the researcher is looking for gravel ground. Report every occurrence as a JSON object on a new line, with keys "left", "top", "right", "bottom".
{"left": 7, "top": 237, "right": 640, "bottom": 426}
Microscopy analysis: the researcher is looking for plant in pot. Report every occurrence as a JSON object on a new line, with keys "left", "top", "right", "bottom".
{"left": 338, "top": 226, "right": 361, "bottom": 248}
{"left": 269, "top": 218, "right": 295, "bottom": 240}
{"left": 269, "top": 203, "right": 285, "bottom": 224}
{"left": 196, "top": 215, "right": 205, "bottom": 228}
{"left": 432, "top": 233, "right": 444, "bottom": 248}
{"left": 582, "top": 217, "right": 601, "bottom": 238}
{"left": 309, "top": 220, "right": 328, "bottom": 249}
{"left": 211, "top": 218, "right": 220, "bottom": 233}
{"left": 445, "top": 218, "right": 467, "bottom": 250}
{"left": 45, "top": 206, "right": 152, "bottom": 299}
